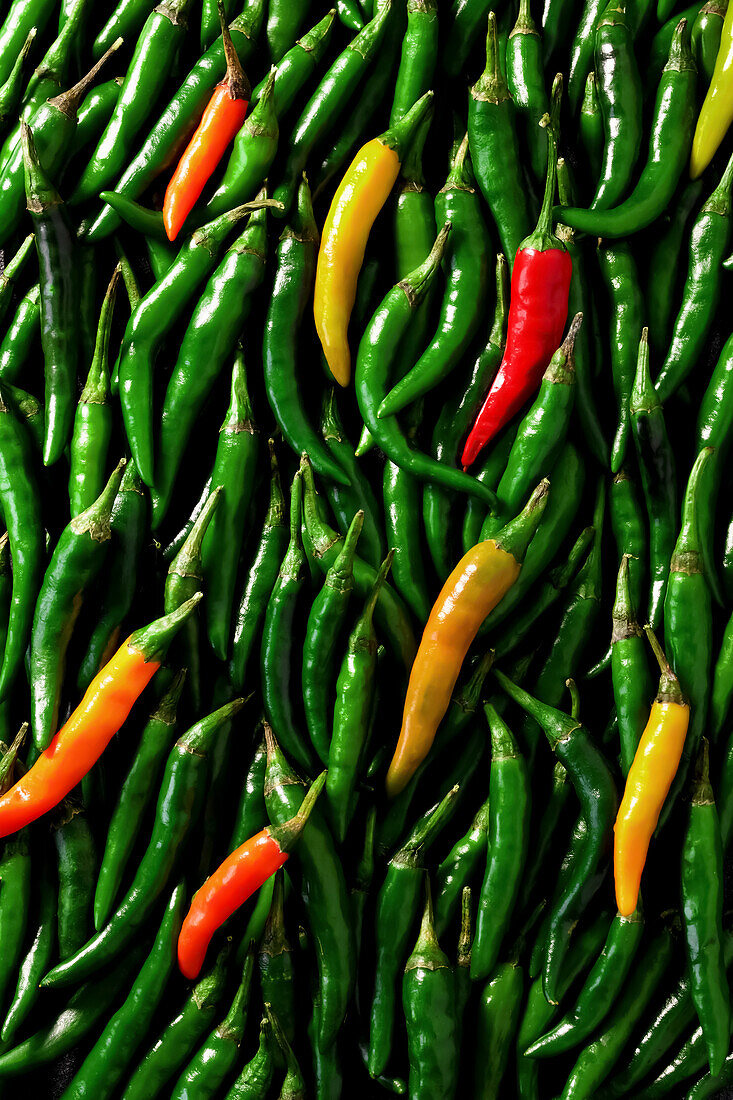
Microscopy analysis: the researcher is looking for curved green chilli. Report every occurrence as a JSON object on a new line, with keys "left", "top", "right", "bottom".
{"left": 695, "top": 332, "right": 733, "bottom": 606}
{"left": 612, "top": 554, "right": 653, "bottom": 775}
{"left": 93, "top": 671, "right": 185, "bottom": 932}
{"left": 434, "top": 800, "right": 489, "bottom": 939}
{"left": 230, "top": 443, "right": 289, "bottom": 692}
{"left": 390, "top": 0, "right": 438, "bottom": 125}
{"left": 494, "top": 672, "right": 617, "bottom": 1003}
{"left": 251, "top": 9, "right": 336, "bottom": 116}
{"left": 171, "top": 952, "right": 255, "bottom": 1099}
{"left": 471, "top": 706, "right": 530, "bottom": 982}
{"left": 223, "top": 1014, "right": 274, "bottom": 1100}
{"left": 629, "top": 330, "right": 676, "bottom": 630}
{"left": 592, "top": 0, "right": 642, "bottom": 210}
{"left": 302, "top": 510, "right": 363, "bottom": 766}
{"left": 597, "top": 239, "right": 643, "bottom": 475}
{"left": 201, "top": 352, "right": 260, "bottom": 660}
{"left": 368, "top": 787, "right": 459, "bottom": 1079}
{"left": 645, "top": 177, "right": 704, "bottom": 357}
{"left": 122, "top": 948, "right": 230, "bottom": 1099}
{"left": 266, "top": 0, "right": 310, "bottom": 61}
{"left": 75, "top": 459, "right": 148, "bottom": 693}
{"left": 0, "top": 827, "right": 30, "bottom": 1010}
{"left": 262, "top": 176, "right": 348, "bottom": 486}
{"left": 53, "top": 800, "right": 96, "bottom": 961}
{"left": 403, "top": 889, "right": 458, "bottom": 1099}
{"left": 327, "top": 553, "right": 393, "bottom": 842}
{"left": 0, "top": 0, "right": 55, "bottom": 88}
{"left": 87, "top": 1, "right": 265, "bottom": 239}
{"left": 68, "top": 266, "right": 119, "bottom": 517}
{"left": 67, "top": 78, "right": 124, "bottom": 167}
{"left": 0, "top": 233, "right": 33, "bottom": 325}
{"left": 655, "top": 152, "right": 733, "bottom": 403}
{"left": 30, "top": 461, "right": 124, "bottom": 751}
{"left": 567, "top": 0, "right": 606, "bottom": 110}
{"left": 691, "top": 0, "right": 727, "bottom": 84}
{"left": 41, "top": 700, "right": 243, "bottom": 989}
{"left": 0, "top": 282, "right": 40, "bottom": 383}
{"left": 264, "top": 725, "right": 354, "bottom": 1052}
{"left": 2, "top": 843, "right": 56, "bottom": 1042}
{"left": 468, "top": 12, "right": 533, "bottom": 266}
{"left": 60, "top": 884, "right": 185, "bottom": 1100}
{"left": 507, "top": 0, "right": 550, "bottom": 183}
{"left": 475, "top": 957, "right": 524, "bottom": 1099}
{"left": 272, "top": 3, "right": 391, "bottom": 214}
{"left": 379, "top": 135, "right": 491, "bottom": 419}
{"left": 71, "top": 0, "right": 193, "bottom": 207}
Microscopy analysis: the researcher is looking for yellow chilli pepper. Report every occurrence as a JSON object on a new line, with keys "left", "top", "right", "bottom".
{"left": 314, "top": 91, "right": 434, "bottom": 387}
{"left": 385, "top": 481, "right": 548, "bottom": 799}
{"left": 614, "top": 626, "right": 690, "bottom": 917}
{"left": 690, "top": 1, "right": 733, "bottom": 177}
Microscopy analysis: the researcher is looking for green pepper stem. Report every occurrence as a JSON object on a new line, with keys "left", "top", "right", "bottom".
{"left": 169, "top": 487, "right": 221, "bottom": 580}
{"left": 48, "top": 37, "right": 123, "bottom": 119}
{"left": 401, "top": 784, "right": 459, "bottom": 855}
{"left": 269, "top": 772, "right": 327, "bottom": 853}
{"left": 630, "top": 329, "right": 659, "bottom": 414}
{"left": 672, "top": 446, "right": 713, "bottom": 561}
{"left": 492, "top": 479, "right": 550, "bottom": 563}
{"left": 399, "top": 222, "right": 451, "bottom": 306}
{"left": 643, "top": 625, "right": 686, "bottom": 705}
{"left": 384, "top": 89, "right": 434, "bottom": 161}
{"left": 702, "top": 148, "right": 733, "bottom": 216}
{"left": 150, "top": 669, "right": 187, "bottom": 725}
{"left": 493, "top": 669, "right": 580, "bottom": 747}
{"left": 178, "top": 697, "right": 245, "bottom": 754}
{"left": 457, "top": 886, "right": 472, "bottom": 968}
{"left": 130, "top": 592, "right": 204, "bottom": 663}
{"left": 264, "top": 440, "right": 286, "bottom": 530}
{"left": 522, "top": 114, "right": 561, "bottom": 251}
{"left": 691, "top": 738, "right": 713, "bottom": 804}
{"left": 405, "top": 882, "right": 449, "bottom": 972}
{"left": 472, "top": 12, "right": 511, "bottom": 104}
{"left": 612, "top": 554, "right": 641, "bottom": 643}
{"left": 565, "top": 678, "right": 581, "bottom": 721}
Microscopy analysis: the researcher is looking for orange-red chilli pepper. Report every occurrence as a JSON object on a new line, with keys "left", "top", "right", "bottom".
{"left": 614, "top": 625, "right": 690, "bottom": 916}
{"left": 177, "top": 770, "right": 326, "bottom": 979}
{"left": 0, "top": 596, "right": 201, "bottom": 839}
{"left": 163, "top": 3, "right": 251, "bottom": 241}
{"left": 385, "top": 481, "right": 549, "bottom": 799}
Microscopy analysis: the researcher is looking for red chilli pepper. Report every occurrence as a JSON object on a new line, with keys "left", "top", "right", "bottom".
{"left": 462, "top": 117, "right": 572, "bottom": 468}
{"left": 0, "top": 596, "right": 201, "bottom": 839}
{"left": 177, "top": 771, "right": 326, "bottom": 979}
{"left": 162, "top": 1, "right": 251, "bottom": 241}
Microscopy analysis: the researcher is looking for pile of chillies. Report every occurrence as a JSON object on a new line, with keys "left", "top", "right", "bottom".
{"left": 0, "top": 0, "right": 732, "bottom": 1097}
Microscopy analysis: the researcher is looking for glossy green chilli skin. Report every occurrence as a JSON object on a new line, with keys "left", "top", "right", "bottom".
{"left": 471, "top": 707, "right": 530, "bottom": 982}
{"left": 261, "top": 473, "right": 316, "bottom": 775}
{"left": 597, "top": 239, "right": 643, "bottom": 475}
{"left": 557, "top": 22, "right": 698, "bottom": 237}
{"left": 560, "top": 925, "right": 674, "bottom": 1099}
{"left": 696, "top": 332, "right": 733, "bottom": 605}
{"left": 258, "top": 872, "right": 296, "bottom": 1050}
{"left": 579, "top": 72, "right": 603, "bottom": 179}
{"left": 75, "top": 459, "right": 148, "bottom": 693}
{"left": 369, "top": 787, "right": 459, "bottom": 1080}
{"left": 53, "top": 800, "right": 96, "bottom": 961}
{"left": 468, "top": 12, "right": 533, "bottom": 267}
{"left": 122, "top": 949, "right": 230, "bottom": 1100}
{"left": 379, "top": 136, "right": 491, "bottom": 419}
{"left": 444, "top": 0, "right": 494, "bottom": 79}
{"left": 691, "top": 0, "right": 727, "bottom": 83}
{"left": 30, "top": 461, "right": 125, "bottom": 752}
{"left": 403, "top": 891, "right": 458, "bottom": 1100}
{"left": 201, "top": 353, "right": 260, "bottom": 661}
{"left": 264, "top": 725, "right": 354, "bottom": 1052}
{"left": 251, "top": 9, "right": 336, "bottom": 116}
{"left": 266, "top": 0, "right": 310, "bottom": 61}
{"left": 21, "top": 122, "right": 77, "bottom": 467}
{"left": 567, "top": 0, "right": 606, "bottom": 110}
{"left": 2, "top": 839, "right": 54, "bottom": 1042}
{"left": 60, "top": 884, "right": 185, "bottom": 1100}
{"left": 272, "top": 3, "right": 391, "bottom": 214}
{"left": 630, "top": 331, "right": 677, "bottom": 631}
{"left": 390, "top": 0, "right": 438, "bottom": 125}
{"left": 612, "top": 555, "right": 653, "bottom": 775}
{"left": 93, "top": 671, "right": 185, "bottom": 933}
{"left": 609, "top": 465, "right": 646, "bottom": 617}
{"left": 303, "top": 510, "right": 362, "bottom": 767}
{"left": 328, "top": 553, "right": 392, "bottom": 842}
{"left": 42, "top": 700, "right": 243, "bottom": 990}
{"left": 88, "top": 2, "right": 265, "bottom": 239}
{"left": 71, "top": 0, "right": 193, "bottom": 207}
{"left": 434, "top": 797, "right": 490, "bottom": 939}
{"left": 263, "top": 177, "right": 348, "bottom": 486}
{"left": 385, "top": 417, "right": 432, "bottom": 624}
{"left": 646, "top": 177, "right": 704, "bottom": 358}
{"left": 223, "top": 1014, "right": 274, "bottom": 1100}
{"left": 0, "top": 380, "right": 43, "bottom": 700}
{"left": 0, "top": 282, "right": 40, "bottom": 383}
{"left": 495, "top": 672, "right": 618, "bottom": 1003}
{"left": 506, "top": 0, "right": 550, "bottom": 183}
{"left": 0, "top": 825, "right": 31, "bottom": 1010}
{"left": 592, "top": 0, "right": 642, "bottom": 210}
{"left": 0, "top": 233, "right": 33, "bottom": 325}
{"left": 475, "top": 957, "right": 524, "bottom": 1099}
{"left": 171, "top": 952, "right": 254, "bottom": 1100}
{"left": 711, "top": 609, "right": 733, "bottom": 742}
{"left": 655, "top": 152, "right": 733, "bottom": 402}
{"left": 681, "top": 741, "right": 730, "bottom": 1077}
{"left": 230, "top": 444, "right": 289, "bottom": 692}
{"left": 68, "top": 78, "right": 125, "bottom": 165}
{"left": 68, "top": 266, "right": 119, "bottom": 518}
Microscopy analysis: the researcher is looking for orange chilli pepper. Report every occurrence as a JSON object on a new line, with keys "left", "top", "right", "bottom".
{"left": 163, "top": 1, "right": 251, "bottom": 241}
{"left": 0, "top": 595, "right": 201, "bottom": 839}
{"left": 177, "top": 770, "right": 326, "bottom": 979}
{"left": 614, "top": 625, "right": 690, "bottom": 917}
{"left": 385, "top": 480, "right": 549, "bottom": 799}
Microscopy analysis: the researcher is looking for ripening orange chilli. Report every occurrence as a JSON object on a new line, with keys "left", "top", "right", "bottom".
{"left": 614, "top": 627, "right": 690, "bottom": 917}
{"left": 0, "top": 597, "right": 201, "bottom": 839}
{"left": 163, "top": 10, "right": 250, "bottom": 240}
{"left": 177, "top": 772, "right": 326, "bottom": 979}
{"left": 385, "top": 481, "right": 549, "bottom": 799}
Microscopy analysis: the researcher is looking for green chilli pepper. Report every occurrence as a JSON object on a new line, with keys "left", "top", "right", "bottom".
{"left": 223, "top": 1013, "right": 274, "bottom": 1100}
{"left": 122, "top": 947, "right": 230, "bottom": 1100}
{"left": 475, "top": 957, "right": 524, "bottom": 1099}
{"left": 302, "top": 510, "right": 363, "bottom": 766}
{"left": 403, "top": 888, "right": 459, "bottom": 1099}
{"left": 171, "top": 950, "right": 255, "bottom": 1099}
{"left": 682, "top": 740, "right": 730, "bottom": 1076}
{"left": 472, "top": 705, "right": 530, "bottom": 981}
{"left": 0, "top": 233, "right": 32, "bottom": 325}
{"left": 711, "top": 609, "right": 733, "bottom": 742}
{"left": 94, "top": 671, "right": 185, "bottom": 932}
{"left": 68, "top": 266, "right": 119, "bottom": 517}
{"left": 592, "top": 0, "right": 642, "bottom": 209}
{"left": 444, "top": 0, "right": 494, "bottom": 79}
{"left": 266, "top": 0, "right": 310, "bottom": 60}
{"left": 327, "top": 552, "right": 393, "bottom": 842}
{"left": 434, "top": 797, "right": 490, "bottom": 939}
{"left": 579, "top": 72, "right": 603, "bottom": 178}
{"left": 609, "top": 465, "right": 647, "bottom": 617}
{"left": 691, "top": 0, "right": 728, "bottom": 83}
{"left": 259, "top": 871, "right": 296, "bottom": 1048}
{"left": 0, "top": 826, "right": 30, "bottom": 1010}
{"left": 468, "top": 12, "right": 533, "bottom": 266}
{"left": 42, "top": 699, "right": 244, "bottom": 989}
{"left": 385, "top": 414, "right": 432, "bottom": 623}
{"left": 462, "top": 426, "right": 517, "bottom": 554}
{"left": 696, "top": 332, "right": 733, "bottom": 604}
{"left": 1, "top": 840, "right": 55, "bottom": 1042}
{"left": 612, "top": 555, "right": 653, "bottom": 775}
{"left": 0, "top": 281, "right": 40, "bottom": 383}
{"left": 230, "top": 443, "right": 289, "bottom": 692}
{"left": 646, "top": 177, "right": 703, "bottom": 357}
{"left": 507, "top": 0, "right": 551, "bottom": 182}
{"left": 597, "top": 239, "right": 643, "bottom": 475}
{"left": 30, "top": 460, "right": 125, "bottom": 751}
{"left": 0, "top": 0, "right": 54, "bottom": 89}
{"left": 390, "top": 0, "right": 438, "bottom": 125}
{"left": 264, "top": 725, "right": 354, "bottom": 1052}
{"left": 252, "top": 9, "right": 335, "bottom": 115}
{"left": 67, "top": 77, "right": 124, "bottom": 166}
{"left": 53, "top": 800, "right": 96, "bottom": 962}
{"left": 567, "top": 0, "right": 606, "bottom": 110}
{"left": 61, "top": 883, "right": 185, "bottom": 1100}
